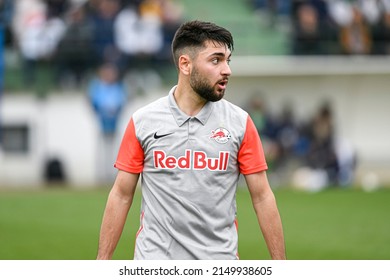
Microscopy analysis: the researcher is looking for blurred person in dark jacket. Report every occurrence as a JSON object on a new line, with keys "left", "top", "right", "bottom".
{"left": 291, "top": 3, "right": 326, "bottom": 55}
{"left": 306, "top": 103, "right": 339, "bottom": 185}
{"left": 90, "top": 0, "right": 122, "bottom": 67}
{"left": 371, "top": 9, "right": 390, "bottom": 55}
{"left": 55, "top": 3, "right": 94, "bottom": 88}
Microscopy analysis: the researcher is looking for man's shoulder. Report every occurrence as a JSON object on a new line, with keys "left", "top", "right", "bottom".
{"left": 215, "top": 98, "right": 248, "bottom": 119}
{"left": 133, "top": 95, "right": 169, "bottom": 119}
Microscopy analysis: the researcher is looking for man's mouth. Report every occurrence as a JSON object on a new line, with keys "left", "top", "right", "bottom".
{"left": 217, "top": 79, "right": 228, "bottom": 90}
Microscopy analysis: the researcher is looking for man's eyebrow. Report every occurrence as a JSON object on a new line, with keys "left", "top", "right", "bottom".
{"left": 208, "top": 52, "right": 232, "bottom": 58}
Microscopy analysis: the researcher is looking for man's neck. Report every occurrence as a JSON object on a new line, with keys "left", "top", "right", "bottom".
{"left": 173, "top": 83, "right": 207, "bottom": 117}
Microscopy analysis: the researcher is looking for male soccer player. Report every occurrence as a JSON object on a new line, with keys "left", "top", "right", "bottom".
{"left": 97, "top": 20, "right": 286, "bottom": 260}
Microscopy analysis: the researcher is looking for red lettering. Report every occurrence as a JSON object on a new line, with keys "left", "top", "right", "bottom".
{"left": 208, "top": 158, "right": 219, "bottom": 171}
{"left": 153, "top": 150, "right": 230, "bottom": 171}
{"left": 219, "top": 152, "right": 224, "bottom": 170}
{"left": 178, "top": 150, "right": 191, "bottom": 169}
{"left": 194, "top": 151, "right": 206, "bottom": 169}
{"left": 223, "top": 152, "right": 229, "bottom": 171}
{"left": 154, "top": 150, "right": 166, "bottom": 168}
{"left": 165, "top": 156, "right": 176, "bottom": 169}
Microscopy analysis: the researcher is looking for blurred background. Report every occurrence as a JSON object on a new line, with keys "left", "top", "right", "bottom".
{"left": 0, "top": 0, "right": 390, "bottom": 260}
{"left": 2, "top": 0, "right": 390, "bottom": 190}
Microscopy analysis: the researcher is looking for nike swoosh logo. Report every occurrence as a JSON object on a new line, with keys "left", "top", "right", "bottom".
{"left": 153, "top": 132, "right": 174, "bottom": 139}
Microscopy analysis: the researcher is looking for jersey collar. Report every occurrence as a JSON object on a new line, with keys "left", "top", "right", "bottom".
{"left": 168, "top": 86, "right": 213, "bottom": 127}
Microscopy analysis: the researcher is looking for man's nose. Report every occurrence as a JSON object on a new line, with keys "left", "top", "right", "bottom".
{"left": 221, "top": 62, "right": 232, "bottom": 76}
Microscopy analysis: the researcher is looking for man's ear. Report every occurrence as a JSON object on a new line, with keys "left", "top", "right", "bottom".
{"left": 178, "top": 55, "right": 191, "bottom": 75}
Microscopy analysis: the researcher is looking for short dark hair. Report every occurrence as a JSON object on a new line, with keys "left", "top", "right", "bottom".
{"left": 171, "top": 20, "right": 234, "bottom": 68}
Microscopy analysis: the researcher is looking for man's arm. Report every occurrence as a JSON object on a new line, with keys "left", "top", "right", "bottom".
{"left": 96, "top": 170, "right": 140, "bottom": 259}
{"left": 244, "top": 171, "right": 286, "bottom": 260}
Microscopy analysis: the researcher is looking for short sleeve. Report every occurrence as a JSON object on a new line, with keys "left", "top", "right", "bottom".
{"left": 114, "top": 118, "right": 144, "bottom": 173}
{"left": 238, "top": 115, "right": 268, "bottom": 174}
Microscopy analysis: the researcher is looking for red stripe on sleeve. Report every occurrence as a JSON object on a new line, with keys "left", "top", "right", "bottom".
{"left": 114, "top": 118, "right": 144, "bottom": 173}
{"left": 238, "top": 115, "right": 268, "bottom": 174}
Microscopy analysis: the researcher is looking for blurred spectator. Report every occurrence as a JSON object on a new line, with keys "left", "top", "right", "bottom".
{"left": 291, "top": 103, "right": 337, "bottom": 191}
{"left": 371, "top": 9, "right": 390, "bottom": 54}
{"left": 0, "top": 0, "right": 14, "bottom": 46}
{"left": 358, "top": 0, "right": 381, "bottom": 25}
{"left": 12, "top": 0, "right": 67, "bottom": 87}
{"left": 291, "top": 3, "right": 325, "bottom": 55}
{"left": 247, "top": 94, "right": 356, "bottom": 189}
{"left": 247, "top": 94, "right": 276, "bottom": 169}
{"left": 291, "top": 0, "right": 329, "bottom": 21}
{"left": 247, "top": 93, "right": 268, "bottom": 135}
{"left": 45, "top": 0, "right": 70, "bottom": 18}
{"left": 246, "top": 94, "right": 284, "bottom": 174}
{"left": 114, "top": 0, "right": 182, "bottom": 68}
{"left": 83, "top": 0, "right": 101, "bottom": 15}
{"left": 88, "top": 63, "right": 128, "bottom": 183}
{"left": 382, "top": 0, "right": 390, "bottom": 11}
{"left": 289, "top": 0, "right": 390, "bottom": 55}
{"left": 89, "top": 0, "right": 122, "bottom": 68}
{"left": 114, "top": 0, "right": 163, "bottom": 72}
{"left": 328, "top": 0, "right": 354, "bottom": 27}
{"left": 88, "top": 63, "right": 127, "bottom": 137}
{"left": 291, "top": 1, "right": 340, "bottom": 55}
{"left": 276, "top": 103, "right": 300, "bottom": 165}
{"left": 114, "top": 0, "right": 182, "bottom": 93}
{"left": 305, "top": 103, "right": 339, "bottom": 186}
{"left": 158, "top": 0, "right": 184, "bottom": 62}
{"left": 294, "top": 101, "right": 356, "bottom": 189}
{"left": 251, "top": 0, "right": 291, "bottom": 28}
{"left": 339, "top": 5, "right": 372, "bottom": 55}
{"left": 55, "top": 3, "right": 94, "bottom": 88}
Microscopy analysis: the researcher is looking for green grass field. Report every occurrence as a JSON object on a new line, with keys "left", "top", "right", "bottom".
{"left": 0, "top": 187, "right": 389, "bottom": 260}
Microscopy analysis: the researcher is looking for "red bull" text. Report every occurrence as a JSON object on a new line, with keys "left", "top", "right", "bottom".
{"left": 153, "top": 149, "right": 230, "bottom": 171}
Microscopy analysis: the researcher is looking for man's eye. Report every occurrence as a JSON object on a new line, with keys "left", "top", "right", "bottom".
{"left": 227, "top": 59, "right": 231, "bottom": 65}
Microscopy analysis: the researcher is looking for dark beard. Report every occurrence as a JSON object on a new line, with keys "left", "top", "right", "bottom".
{"left": 189, "top": 68, "right": 224, "bottom": 102}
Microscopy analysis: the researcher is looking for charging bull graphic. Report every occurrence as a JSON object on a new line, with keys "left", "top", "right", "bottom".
{"left": 210, "top": 128, "right": 231, "bottom": 144}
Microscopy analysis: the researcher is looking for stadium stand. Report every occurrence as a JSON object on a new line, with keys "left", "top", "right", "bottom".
{"left": 180, "top": 0, "right": 289, "bottom": 55}
{"left": 2, "top": 0, "right": 289, "bottom": 93}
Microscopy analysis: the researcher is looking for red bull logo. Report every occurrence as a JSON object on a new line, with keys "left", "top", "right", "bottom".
{"left": 210, "top": 128, "right": 231, "bottom": 144}
{"left": 153, "top": 149, "right": 230, "bottom": 171}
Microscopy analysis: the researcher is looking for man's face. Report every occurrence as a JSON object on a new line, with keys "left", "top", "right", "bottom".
{"left": 189, "top": 41, "right": 232, "bottom": 102}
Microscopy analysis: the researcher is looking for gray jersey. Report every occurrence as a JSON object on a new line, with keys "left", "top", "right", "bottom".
{"left": 115, "top": 86, "right": 267, "bottom": 259}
